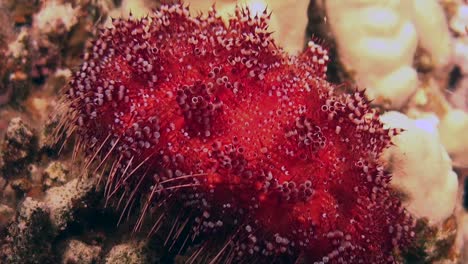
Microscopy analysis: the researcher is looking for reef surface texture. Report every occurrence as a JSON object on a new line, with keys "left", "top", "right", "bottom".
{"left": 0, "top": 0, "right": 466, "bottom": 263}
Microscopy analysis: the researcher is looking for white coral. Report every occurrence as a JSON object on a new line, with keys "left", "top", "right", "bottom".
{"left": 326, "top": 0, "right": 452, "bottom": 109}
{"left": 380, "top": 111, "right": 458, "bottom": 224}
{"left": 439, "top": 109, "right": 468, "bottom": 168}
{"left": 454, "top": 39, "right": 468, "bottom": 74}
{"left": 450, "top": 4, "right": 468, "bottom": 36}
{"left": 451, "top": 4, "right": 468, "bottom": 74}
{"left": 34, "top": 0, "right": 78, "bottom": 34}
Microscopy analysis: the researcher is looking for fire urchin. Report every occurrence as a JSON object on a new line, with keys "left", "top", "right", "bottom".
{"left": 60, "top": 3, "right": 415, "bottom": 263}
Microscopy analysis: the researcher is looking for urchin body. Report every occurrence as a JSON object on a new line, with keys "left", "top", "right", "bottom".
{"left": 65, "top": 3, "right": 414, "bottom": 263}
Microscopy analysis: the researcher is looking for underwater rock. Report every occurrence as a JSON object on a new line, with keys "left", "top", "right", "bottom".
{"left": 43, "top": 161, "right": 69, "bottom": 189}
{"left": 0, "top": 204, "right": 15, "bottom": 231}
{"left": 44, "top": 178, "right": 96, "bottom": 231}
{"left": 1, "top": 197, "right": 55, "bottom": 264}
{"left": 105, "top": 240, "right": 154, "bottom": 264}
{"left": 404, "top": 216, "right": 458, "bottom": 263}
{"left": 9, "top": 177, "right": 32, "bottom": 194}
{"left": 61, "top": 239, "right": 102, "bottom": 264}
{"left": 1, "top": 117, "right": 36, "bottom": 166}
{"left": 1, "top": 183, "right": 17, "bottom": 207}
{"left": 2, "top": 25, "right": 34, "bottom": 103}
{"left": 33, "top": 0, "right": 79, "bottom": 36}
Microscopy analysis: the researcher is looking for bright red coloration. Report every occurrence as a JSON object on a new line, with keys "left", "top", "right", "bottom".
{"left": 65, "top": 3, "right": 414, "bottom": 263}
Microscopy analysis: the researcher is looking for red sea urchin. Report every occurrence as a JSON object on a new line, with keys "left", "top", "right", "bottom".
{"left": 62, "top": 3, "right": 415, "bottom": 263}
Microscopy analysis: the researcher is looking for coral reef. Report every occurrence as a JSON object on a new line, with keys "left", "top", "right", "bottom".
{"left": 0, "top": 0, "right": 466, "bottom": 263}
